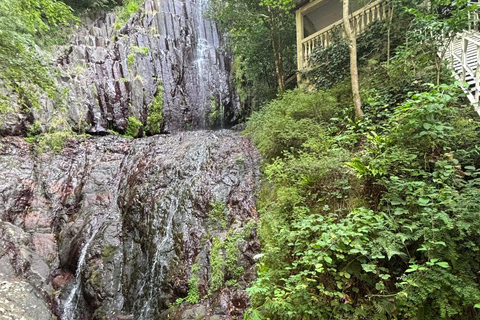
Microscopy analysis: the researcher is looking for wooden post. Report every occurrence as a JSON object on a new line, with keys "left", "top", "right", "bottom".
{"left": 296, "top": 9, "right": 304, "bottom": 80}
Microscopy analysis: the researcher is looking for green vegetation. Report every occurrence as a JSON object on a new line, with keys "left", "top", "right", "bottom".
{"left": 114, "top": 0, "right": 143, "bottom": 29}
{"left": 146, "top": 85, "right": 164, "bottom": 135}
{"left": 242, "top": 0, "right": 480, "bottom": 319}
{"left": 132, "top": 45, "right": 149, "bottom": 56}
{"left": 61, "top": 0, "right": 120, "bottom": 10}
{"left": 177, "top": 263, "right": 201, "bottom": 304}
{"left": 207, "top": 201, "right": 227, "bottom": 230}
{"left": 208, "top": 223, "right": 254, "bottom": 294}
{"left": 207, "top": 0, "right": 296, "bottom": 114}
{"left": 209, "top": 237, "right": 225, "bottom": 294}
{"left": 208, "top": 97, "right": 220, "bottom": 127}
{"left": 125, "top": 116, "right": 143, "bottom": 138}
{"left": 127, "top": 53, "right": 135, "bottom": 68}
{"left": 0, "top": 0, "right": 75, "bottom": 113}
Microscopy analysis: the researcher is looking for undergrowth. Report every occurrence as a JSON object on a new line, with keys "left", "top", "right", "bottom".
{"left": 244, "top": 5, "right": 480, "bottom": 318}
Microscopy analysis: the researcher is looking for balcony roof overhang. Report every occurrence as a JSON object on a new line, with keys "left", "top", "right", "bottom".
{"left": 292, "top": 0, "right": 328, "bottom": 14}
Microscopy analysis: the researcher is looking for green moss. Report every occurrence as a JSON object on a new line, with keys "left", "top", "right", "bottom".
{"left": 37, "top": 130, "right": 74, "bottom": 153}
{"left": 208, "top": 201, "right": 226, "bottom": 230}
{"left": 101, "top": 245, "right": 117, "bottom": 262}
{"left": 146, "top": 85, "right": 164, "bottom": 134}
{"left": 125, "top": 116, "right": 143, "bottom": 138}
{"left": 107, "top": 129, "right": 120, "bottom": 136}
{"left": 208, "top": 96, "right": 219, "bottom": 127}
{"left": 132, "top": 45, "right": 149, "bottom": 56}
{"left": 87, "top": 270, "right": 101, "bottom": 286}
{"left": 28, "top": 120, "right": 42, "bottom": 136}
{"left": 209, "top": 237, "right": 224, "bottom": 294}
{"left": 186, "top": 263, "right": 200, "bottom": 303}
{"left": 24, "top": 136, "right": 38, "bottom": 143}
{"left": 225, "top": 233, "right": 243, "bottom": 279}
{"left": 127, "top": 53, "right": 135, "bottom": 67}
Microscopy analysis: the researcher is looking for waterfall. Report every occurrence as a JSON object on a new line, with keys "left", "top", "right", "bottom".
{"left": 62, "top": 227, "right": 100, "bottom": 320}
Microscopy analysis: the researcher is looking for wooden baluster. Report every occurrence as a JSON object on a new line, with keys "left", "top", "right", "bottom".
{"left": 302, "top": 43, "right": 306, "bottom": 64}
{"left": 360, "top": 12, "right": 364, "bottom": 31}
{"left": 304, "top": 41, "right": 307, "bottom": 61}
{"left": 305, "top": 41, "right": 309, "bottom": 61}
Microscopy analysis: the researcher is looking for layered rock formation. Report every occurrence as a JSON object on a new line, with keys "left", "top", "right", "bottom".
{"left": 0, "top": 1, "right": 261, "bottom": 318}
{"left": 0, "top": 131, "right": 260, "bottom": 319}
{"left": 0, "top": 0, "right": 239, "bottom": 136}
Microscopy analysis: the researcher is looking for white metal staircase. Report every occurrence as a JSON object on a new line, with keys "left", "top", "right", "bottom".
{"left": 444, "top": 30, "right": 480, "bottom": 113}
{"left": 442, "top": 6, "right": 480, "bottom": 113}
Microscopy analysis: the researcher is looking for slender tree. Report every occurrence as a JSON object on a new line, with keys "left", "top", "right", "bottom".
{"left": 343, "top": 0, "right": 364, "bottom": 119}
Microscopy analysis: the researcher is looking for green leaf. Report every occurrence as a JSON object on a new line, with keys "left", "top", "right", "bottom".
{"left": 437, "top": 262, "right": 450, "bottom": 269}
{"left": 361, "top": 264, "right": 376, "bottom": 273}
{"left": 324, "top": 256, "right": 333, "bottom": 264}
{"left": 418, "top": 198, "right": 430, "bottom": 206}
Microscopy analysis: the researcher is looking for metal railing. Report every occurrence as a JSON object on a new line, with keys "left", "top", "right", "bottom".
{"left": 445, "top": 31, "right": 480, "bottom": 109}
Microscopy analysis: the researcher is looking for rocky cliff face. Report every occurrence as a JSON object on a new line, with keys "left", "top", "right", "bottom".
{"left": 0, "top": 1, "right": 261, "bottom": 319}
{"left": 0, "top": 0, "right": 240, "bottom": 136}
{"left": 0, "top": 131, "right": 261, "bottom": 320}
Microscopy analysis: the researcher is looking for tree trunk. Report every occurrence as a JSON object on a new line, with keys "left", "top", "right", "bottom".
{"left": 343, "top": 0, "right": 364, "bottom": 119}
{"left": 268, "top": 6, "right": 286, "bottom": 93}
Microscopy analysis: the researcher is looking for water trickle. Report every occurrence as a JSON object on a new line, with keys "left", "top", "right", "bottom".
{"left": 62, "top": 226, "right": 100, "bottom": 320}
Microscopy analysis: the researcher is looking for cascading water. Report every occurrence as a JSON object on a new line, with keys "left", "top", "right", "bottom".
{"left": 0, "top": 0, "right": 259, "bottom": 319}
{"left": 62, "top": 226, "right": 100, "bottom": 320}
{"left": 50, "top": 0, "right": 240, "bottom": 134}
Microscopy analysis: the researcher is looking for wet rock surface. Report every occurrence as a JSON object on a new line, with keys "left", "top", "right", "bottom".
{"left": 0, "top": 131, "right": 260, "bottom": 320}
{"left": 0, "top": 0, "right": 239, "bottom": 136}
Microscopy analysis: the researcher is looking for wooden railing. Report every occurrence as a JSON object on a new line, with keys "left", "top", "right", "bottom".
{"left": 299, "top": 0, "right": 391, "bottom": 69}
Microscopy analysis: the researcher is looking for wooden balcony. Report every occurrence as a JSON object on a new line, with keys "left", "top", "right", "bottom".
{"left": 296, "top": 0, "right": 391, "bottom": 71}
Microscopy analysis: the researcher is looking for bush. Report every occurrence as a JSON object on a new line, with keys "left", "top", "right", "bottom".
{"left": 244, "top": 89, "right": 339, "bottom": 160}
{"left": 245, "top": 82, "right": 480, "bottom": 319}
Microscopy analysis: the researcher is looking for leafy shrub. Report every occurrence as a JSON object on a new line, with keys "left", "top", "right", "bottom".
{"left": 114, "top": 0, "right": 142, "bottom": 29}
{"left": 245, "top": 80, "right": 480, "bottom": 319}
{"left": 244, "top": 89, "right": 339, "bottom": 160}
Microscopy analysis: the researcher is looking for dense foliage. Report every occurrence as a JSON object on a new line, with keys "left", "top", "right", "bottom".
{"left": 244, "top": 1, "right": 480, "bottom": 319}
{"left": 246, "top": 85, "right": 480, "bottom": 320}
{"left": 207, "top": 0, "right": 296, "bottom": 113}
{"left": 0, "top": 0, "right": 75, "bottom": 112}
